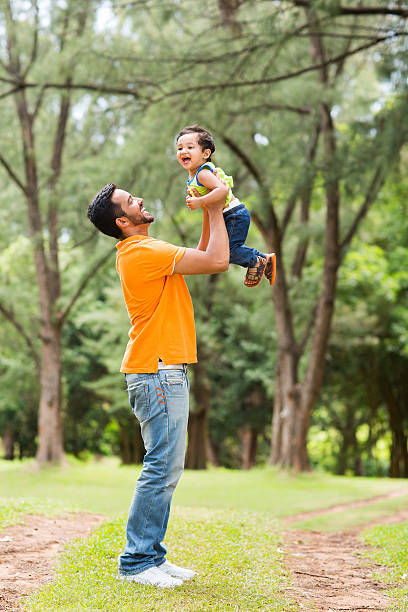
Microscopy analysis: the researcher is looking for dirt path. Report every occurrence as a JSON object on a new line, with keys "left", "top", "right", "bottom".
{"left": 282, "top": 491, "right": 408, "bottom": 612}
{"left": 282, "top": 528, "right": 392, "bottom": 611}
{"left": 0, "top": 513, "right": 105, "bottom": 612}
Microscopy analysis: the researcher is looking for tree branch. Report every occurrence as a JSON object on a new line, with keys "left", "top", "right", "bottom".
{"left": 298, "top": 303, "right": 318, "bottom": 356}
{"left": 282, "top": 121, "right": 320, "bottom": 237}
{"left": 22, "top": 0, "right": 39, "bottom": 79}
{"left": 59, "top": 248, "right": 115, "bottom": 324}
{"left": 291, "top": 1, "right": 408, "bottom": 18}
{"left": 229, "top": 102, "right": 314, "bottom": 116}
{"left": 0, "top": 153, "right": 27, "bottom": 194}
{"left": 339, "top": 165, "right": 384, "bottom": 257}
{"left": 153, "top": 34, "right": 397, "bottom": 101}
{"left": 0, "top": 32, "right": 401, "bottom": 106}
{"left": 0, "top": 85, "right": 22, "bottom": 100}
{"left": 221, "top": 133, "right": 281, "bottom": 240}
{"left": 0, "top": 77, "right": 151, "bottom": 99}
{"left": 0, "top": 300, "right": 40, "bottom": 371}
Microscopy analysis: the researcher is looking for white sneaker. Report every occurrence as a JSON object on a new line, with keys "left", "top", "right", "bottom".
{"left": 159, "top": 560, "right": 196, "bottom": 581}
{"left": 118, "top": 566, "right": 183, "bottom": 588}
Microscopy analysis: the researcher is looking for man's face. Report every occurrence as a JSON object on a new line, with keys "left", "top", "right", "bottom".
{"left": 112, "top": 188, "right": 154, "bottom": 229}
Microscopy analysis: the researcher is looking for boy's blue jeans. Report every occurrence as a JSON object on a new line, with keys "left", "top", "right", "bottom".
{"left": 224, "top": 203, "right": 264, "bottom": 267}
{"left": 118, "top": 368, "right": 189, "bottom": 576}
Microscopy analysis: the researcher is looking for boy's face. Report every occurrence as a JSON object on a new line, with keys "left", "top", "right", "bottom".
{"left": 177, "top": 133, "right": 211, "bottom": 173}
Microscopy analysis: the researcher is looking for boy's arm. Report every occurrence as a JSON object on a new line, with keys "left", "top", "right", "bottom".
{"left": 186, "top": 169, "right": 229, "bottom": 210}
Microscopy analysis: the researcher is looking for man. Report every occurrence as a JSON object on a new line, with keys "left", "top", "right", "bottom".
{"left": 87, "top": 182, "right": 229, "bottom": 588}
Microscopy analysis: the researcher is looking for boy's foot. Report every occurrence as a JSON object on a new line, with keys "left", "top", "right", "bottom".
{"left": 159, "top": 560, "right": 196, "bottom": 581}
{"left": 117, "top": 566, "right": 183, "bottom": 588}
{"left": 244, "top": 256, "right": 267, "bottom": 287}
{"left": 264, "top": 253, "right": 277, "bottom": 285}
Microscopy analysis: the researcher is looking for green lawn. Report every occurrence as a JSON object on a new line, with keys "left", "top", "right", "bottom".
{"left": 1, "top": 456, "right": 407, "bottom": 518}
{"left": 362, "top": 522, "right": 408, "bottom": 612}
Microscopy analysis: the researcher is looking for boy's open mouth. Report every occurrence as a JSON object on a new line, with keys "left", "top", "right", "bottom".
{"left": 181, "top": 156, "right": 191, "bottom": 163}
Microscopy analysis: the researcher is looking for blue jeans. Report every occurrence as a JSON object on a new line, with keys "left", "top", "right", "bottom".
{"left": 224, "top": 204, "right": 264, "bottom": 268}
{"left": 118, "top": 368, "right": 189, "bottom": 576}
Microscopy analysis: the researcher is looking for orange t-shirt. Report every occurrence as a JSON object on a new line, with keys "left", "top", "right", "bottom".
{"left": 115, "top": 235, "right": 197, "bottom": 373}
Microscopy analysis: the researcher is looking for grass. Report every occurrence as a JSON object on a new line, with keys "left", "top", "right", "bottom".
{"left": 24, "top": 507, "right": 296, "bottom": 612}
{"left": 362, "top": 522, "right": 408, "bottom": 612}
{"left": 289, "top": 494, "right": 408, "bottom": 532}
{"left": 1, "top": 456, "right": 407, "bottom": 518}
{"left": 0, "top": 496, "right": 74, "bottom": 531}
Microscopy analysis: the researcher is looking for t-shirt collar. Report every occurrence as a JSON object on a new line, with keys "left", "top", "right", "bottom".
{"left": 116, "top": 234, "right": 149, "bottom": 250}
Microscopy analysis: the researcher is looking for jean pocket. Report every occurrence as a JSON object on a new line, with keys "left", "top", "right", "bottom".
{"left": 162, "top": 372, "right": 188, "bottom": 395}
{"left": 127, "top": 381, "right": 150, "bottom": 423}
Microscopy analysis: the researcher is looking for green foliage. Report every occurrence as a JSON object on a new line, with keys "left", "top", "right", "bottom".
{"left": 362, "top": 523, "right": 408, "bottom": 611}
{"left": 310, "top": 183, "right": 408, "bottom": 476}
{"left": 25, "top": 509, "right": 294, "bottom": 611}
{"left": 1, "top": 0, "right": 408, "bottom": 473}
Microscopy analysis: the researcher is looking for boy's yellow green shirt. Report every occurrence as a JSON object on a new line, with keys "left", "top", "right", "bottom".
{"left": 187, "top": 161, "right": 234, "bottom": 207}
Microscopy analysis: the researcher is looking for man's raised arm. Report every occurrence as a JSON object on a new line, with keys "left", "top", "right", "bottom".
{"left": 173, "top": 190, "right": 229, "bottom": 276}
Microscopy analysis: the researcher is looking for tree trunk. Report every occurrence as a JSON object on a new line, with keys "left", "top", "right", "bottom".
{"left": 119, "top": 422, "right": 132, "bottom": 465}
{"left": 240, "top": 425, "right": 258, "bottom": 470}
{"left": 133, "top": 424, "right": 145, "bottom": 464}
{"left": 2, "top": 2, "right": 91, "bottom": 465}
{"left": 379, "top": 366, "right": 408, "bottom": 478}
{"left": 2, "top": 428, "right": 15, "bottom": 460}
{"left": 206, "top": 436, "right": 220, "bottom": 466}
{"left": 36, "top": 322, "right": 64, "bottom": 463}
{"left": 336, "top": 405, "right": 356, "bottom": 475}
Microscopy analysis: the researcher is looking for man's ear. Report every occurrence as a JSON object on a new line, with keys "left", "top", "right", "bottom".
{"left": 115, "top": 216, "right": 130, "bottom": 230}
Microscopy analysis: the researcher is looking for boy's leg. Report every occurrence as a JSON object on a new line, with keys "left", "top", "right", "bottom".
{"left": 118, "top": 369, "right": 189, "bottom": 576}
{"left": 225, "top": 205, "right": 264, "bottom": 267}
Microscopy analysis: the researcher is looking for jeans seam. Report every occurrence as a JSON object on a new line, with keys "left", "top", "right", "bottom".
{"left": 139, "top": 376, "right": 169, "bottom": 546}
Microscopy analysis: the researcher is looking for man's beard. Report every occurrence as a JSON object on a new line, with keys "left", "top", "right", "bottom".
{"left": 129, "top": 210, "right": 154, "bottom": 225}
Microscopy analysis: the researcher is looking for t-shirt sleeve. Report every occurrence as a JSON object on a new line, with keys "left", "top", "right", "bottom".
{"left": 119, "top": 239, "right": 186, "bottom": 282}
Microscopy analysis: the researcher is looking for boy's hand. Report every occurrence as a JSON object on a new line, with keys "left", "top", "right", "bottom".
{"left": 186, "top": 186, "right": 202, "bottom": 210}
{"left": 186, "top": 195, "right": 202, "bottom": 210}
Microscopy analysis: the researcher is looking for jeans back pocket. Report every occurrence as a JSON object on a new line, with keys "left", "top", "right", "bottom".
{"left": 127, "top": 380, "right": 150, "bottom": 423}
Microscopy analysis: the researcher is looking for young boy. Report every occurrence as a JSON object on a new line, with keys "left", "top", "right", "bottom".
{"left": 176, "top": 125, "right": 276, "bottom": 287}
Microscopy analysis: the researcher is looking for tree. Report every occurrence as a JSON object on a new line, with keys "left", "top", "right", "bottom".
{"left": 0, "top": 1, "right": 121, "bottom": 462}
{"left": 120, "top": 0, "right": 408, "bottom": 470}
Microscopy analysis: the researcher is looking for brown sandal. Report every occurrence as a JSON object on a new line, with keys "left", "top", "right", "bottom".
{"left": 264, "top": 253, "right": 276, "bottom": 285}
{"left": 244, "top": 256, "right": 267, "bottom": 287}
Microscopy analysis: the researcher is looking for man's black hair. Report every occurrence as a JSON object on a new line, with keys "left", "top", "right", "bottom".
{"left": 87, "top": 183, "right": 124, "bottom": 239}
{"left": 176, "top": 125, "right": 215, "bottom": 161}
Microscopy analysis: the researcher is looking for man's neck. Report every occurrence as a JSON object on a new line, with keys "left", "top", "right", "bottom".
{"left": 124, "top": 224, "right": 150, "bottom": 237}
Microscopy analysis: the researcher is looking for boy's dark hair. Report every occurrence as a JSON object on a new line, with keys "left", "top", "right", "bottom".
{"left": 87, "top": 183, "right": 125, "bottom": 239}
{"left": 176, "top": 125, "right": 215, "bottom": 161}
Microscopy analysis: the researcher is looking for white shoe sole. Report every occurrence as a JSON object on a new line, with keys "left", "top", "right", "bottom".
{"left": 117, "top": 572, "right": 182, "bottom": 588}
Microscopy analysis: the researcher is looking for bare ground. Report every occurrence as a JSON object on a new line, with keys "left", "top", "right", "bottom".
{"left": 282, "top": 489, "right": 408, "bottom": 611}
{"left": 0, "top": 513, "right": 105, "bottom": 612}
{"left": 1, "top": 491, "right": 408, "bottom": 612}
